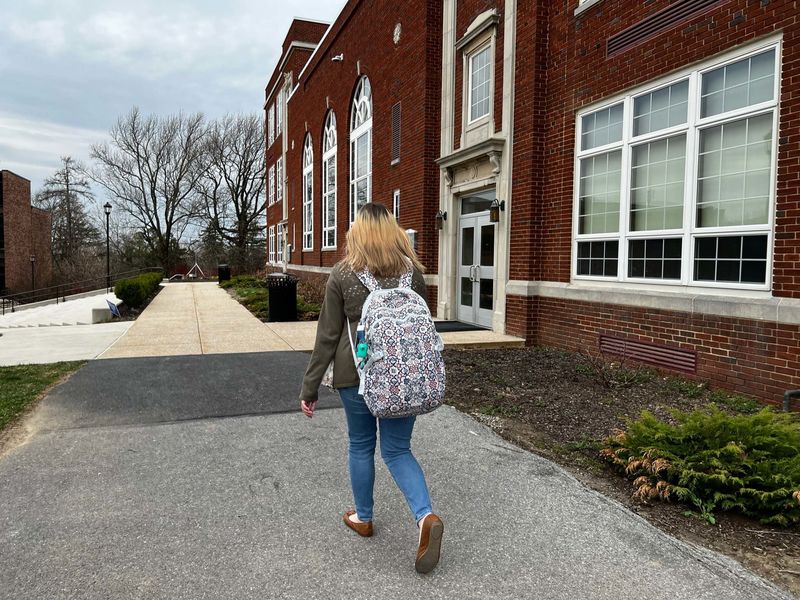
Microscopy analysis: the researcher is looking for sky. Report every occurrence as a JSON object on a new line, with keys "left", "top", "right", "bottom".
{"left": 0, "top": 0, "right": 341, "bottom": 195}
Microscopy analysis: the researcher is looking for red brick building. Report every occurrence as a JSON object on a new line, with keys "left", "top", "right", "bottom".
{"left": 266, "top": 0, "right": 800, "bottom": 404}
{"left": 0, "top": 170, "right": 53, "bottom": 294}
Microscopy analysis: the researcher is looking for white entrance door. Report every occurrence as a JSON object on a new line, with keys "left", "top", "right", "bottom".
{"left": 457, "top": 201, "right": 496, "bottom": 328}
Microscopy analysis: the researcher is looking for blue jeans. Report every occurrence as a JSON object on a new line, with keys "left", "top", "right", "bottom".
{"left": 338, "top": 386, "right": 433, "bottom": 522}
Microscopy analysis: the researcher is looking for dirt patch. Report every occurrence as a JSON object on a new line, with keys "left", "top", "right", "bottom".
{"left": 444, "top": 346, "right": 800, "bottom": 597}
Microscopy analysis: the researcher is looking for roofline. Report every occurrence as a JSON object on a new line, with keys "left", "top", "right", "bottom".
{"left": 264, "top": 41, "right": 319, "bottom": 107}
{"left": 293, "top": 0, "right": 350, "bottom": 89}
{"left": 0, "top": 169, "right": 31, "bottom": 183}
{"left": 291, "top": 16, "right": 332, "bottom": 26}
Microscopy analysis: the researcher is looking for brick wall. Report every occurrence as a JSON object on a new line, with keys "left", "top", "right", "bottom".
{"left": 0, "top": 171, "right": 52, "bottom": 293}
{"left": 533, "top": 0, "right": 800, "bottom": 292}
{"left": 273, "top": 0, "right": 443, "bottom": 273}
{"left": 528, "top": 294, "right": 800, "bottom": 408}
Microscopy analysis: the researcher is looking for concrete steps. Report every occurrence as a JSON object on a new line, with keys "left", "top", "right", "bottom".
{"left": 0, "top": 292, "right": 122, "bottom": 329}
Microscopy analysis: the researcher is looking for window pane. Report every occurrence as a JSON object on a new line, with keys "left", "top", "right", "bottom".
{"left": 630, "top": 135, "right": 686, "bottom": 231}
{"left": 693, "top": 235, "right": 768, "bottom": 284}
{"left": 461, "top": 227, "right": 474, "bottom": 266}
{"left": 579, "top": 151, "right": 621, "bottom": 234}
{"left": 633, "top": 80, "right": 688, "bottom": 136}
{"left": 460, "top": 278, "right": 473, "bottom": 307}
{"left": 479, "top": 279, "right": 493, "bottom": 310}
{"left": 697, "top": 114, "right": 772, "bottom": 227}
{"left": 581, "top": 103, "right": 623, "bottom": 150}
{"left": 576, "top": 241, "right": 618, "bottom": 277}
{"left": 470, "top": 46, "right": 491, "bottom": 121}
{"left": 356, "top": 134, "right": 368, "bottom": 177}
{"left": 480, "top": 225, "right": 495, "bottom": 266}
{"left": 701, "top": 49, "right": 775, "bottom": 117}
{"left": 627, "top": 238, "right": 681, "bottom": 280}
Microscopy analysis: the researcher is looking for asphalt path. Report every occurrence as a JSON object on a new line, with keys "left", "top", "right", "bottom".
{"left": 31, "top": 352, "right": 338, "bottom": 431}
{"left": 0, "top": 352, "right": 793, "bottom": 600}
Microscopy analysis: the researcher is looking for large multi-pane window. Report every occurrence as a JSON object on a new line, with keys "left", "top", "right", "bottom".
{"left": 268, "top": 226, "right": 275, "bottom": 263}
{"left": 574, "top": 42, "right": 778, "bottom": 290}
{"left": 267, "top": 104, "right": 275, "bottom": 147}
{"left": 268, "top": 165, "right": 275, "bottom": 205}
{"left": 275, "top": 90, "right": 283, "bottom": 136}
{"left": 468, "top": 45, "right": 492, "bottom": 123}
{"left": 322, "top": 111, "right": 337, "bottom": 249}
{"left": 276, "top": 226, "right": 284, "bottom": 264}
{"left": 350, "top": 76, "right": 372, "bottom": 223}
{"left": 302, "top": 135, "right": 314, "bottom": 251}
{"left": 276, "top": 157, "right": 283, "bottom": 204}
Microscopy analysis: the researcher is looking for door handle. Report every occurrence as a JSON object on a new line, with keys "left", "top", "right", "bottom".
{"left": 474, "top": 265, "right": 481, "bottom": 282}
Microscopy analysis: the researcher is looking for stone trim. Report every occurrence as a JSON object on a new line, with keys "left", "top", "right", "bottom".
{"left": 506, "top": 280, "right": 800, "bottom": 325}
{"left": 574, "top": 0, "right": 604, "bottom": 16}
{"left": 285, "top": 264, "right": 332, "bottom": 275}
{"left": 456, "top": 10, "right": 500, "bottom": 51}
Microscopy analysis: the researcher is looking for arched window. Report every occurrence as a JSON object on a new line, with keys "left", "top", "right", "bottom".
{"left": 350, "top": 77, "right": 372, "bottom": 223}
{"left": 322, "top": 112, "right": 337, "bottom": 249}
{"left": 302, "top": 135, "right": 314, "bottom": 251}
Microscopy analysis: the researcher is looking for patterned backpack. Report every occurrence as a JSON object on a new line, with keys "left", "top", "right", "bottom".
{"left": 348, "top": 268, "right": 446, "bottom": 418}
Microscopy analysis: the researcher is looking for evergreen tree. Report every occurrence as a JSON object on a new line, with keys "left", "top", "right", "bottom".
{"left": 34, "top": 156, "right": 102, "bottom": 281}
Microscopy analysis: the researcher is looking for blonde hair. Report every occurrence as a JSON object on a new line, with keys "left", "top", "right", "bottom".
{"left": 345, "top": 203, "right": 425, "bottom": 277}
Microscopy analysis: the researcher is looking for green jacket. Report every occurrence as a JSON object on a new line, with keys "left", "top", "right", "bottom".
{"left": 299, "top": 261, "right": 427, "bottom": 402}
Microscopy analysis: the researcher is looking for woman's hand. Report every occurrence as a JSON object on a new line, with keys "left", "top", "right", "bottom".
{"left": 300, "top": 400, "right": 316, "bottom": 418}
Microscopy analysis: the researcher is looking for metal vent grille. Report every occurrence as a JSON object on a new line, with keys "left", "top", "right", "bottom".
{"left": 391, "top": 102, "right": 401, "bottom": 164}
{"left": 607, "top": 0, "right": 726, "bottom": 57}
{"left": 599, "top": 334, "right": 697, "bottom": 373}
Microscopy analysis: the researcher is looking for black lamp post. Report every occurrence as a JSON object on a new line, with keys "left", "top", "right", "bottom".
{"left": 104, "top": 202, "right": 112, "bottom": 291}
{"left": 29, "top": 255, "right": 36, "bottom": 292}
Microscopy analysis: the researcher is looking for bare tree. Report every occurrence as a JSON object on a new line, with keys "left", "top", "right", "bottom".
{"left": 34, "top": 156, "right": 102, "bottom": 281}
{"left": 88, "top": 108, "right": 206, "bottom": 271}
{"left": 199, "top": 114, "right": 266, "bottom": 272}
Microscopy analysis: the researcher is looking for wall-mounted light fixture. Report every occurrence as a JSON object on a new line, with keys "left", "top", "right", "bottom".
{"left": 332, "top": 53, "right": 344, "bottom": 62}
{"left": 489, "top": 199, "right": 505, "bottom": 224}
{"left": 435, "top": 210, "right": 447, "bottom": 230}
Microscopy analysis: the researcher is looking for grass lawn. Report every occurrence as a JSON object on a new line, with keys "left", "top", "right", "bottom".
{"left": 0, "top": 362, "right": 84, "bottom": 433}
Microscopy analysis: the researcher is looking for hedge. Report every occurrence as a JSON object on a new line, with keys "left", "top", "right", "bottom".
{"left": 114, "top": 272, "right": 163, "bottom": 309}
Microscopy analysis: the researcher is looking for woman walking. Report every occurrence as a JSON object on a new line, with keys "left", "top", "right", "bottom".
{"left": 299, "top": 202, "right": 444, "bottom": 574}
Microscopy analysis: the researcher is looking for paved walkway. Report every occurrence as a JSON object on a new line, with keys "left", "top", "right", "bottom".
{"left": 2, "top": 282, "right": 792, "bottom": 599}
{"left": 0, "top": 352, "right": 792, "bottom": 600}
{"left": 100, "top": 282, "right": 525, "bottom": 359}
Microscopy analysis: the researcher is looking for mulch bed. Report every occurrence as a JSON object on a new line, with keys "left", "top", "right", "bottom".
{"left": 444, "top": 346, "right": 800, "bottom": 597}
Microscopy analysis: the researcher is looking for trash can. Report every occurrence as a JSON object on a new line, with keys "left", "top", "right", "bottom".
{"left": 218, "top": 264, "right": 231, "bottom": 282}
{"left": 267, "top": 273, "right": 298, "bottom": 322}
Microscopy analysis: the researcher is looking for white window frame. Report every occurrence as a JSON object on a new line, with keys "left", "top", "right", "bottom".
{"left": 276, "top": 157, "right": 283, "bottom": 205}
{"left": 302, "top": 135, "right": 314, "bottom": 251}
{"left": 268, "top": 225, "right": 276, "bottom": 263}
{"left": 276, "top": 90, "right": 283, "bottom": 136}
{"left": 322, "top": 111, "right": 337, "bottom": 250}
{"left": 393, "top": 189, "right": 400, "bottom": 220}
{"left": 467, "top": 42, "right": 493, "bottom": 126}
{"left": 268, "top": 164, "right": 275, "bottom": 205}
{"left": 268, "top": 103, "right": 275, "bottom": 146}
{"left": 276, "top": 225, "right": 284, "bottom": 264}
{"left": 572, "top": 38, "right": 781, "bottom": 293}
{"left": 350, "top": 76, "right": 372, "bottom": 224}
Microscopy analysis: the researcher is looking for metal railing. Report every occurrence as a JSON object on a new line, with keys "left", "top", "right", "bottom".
{"left": 0, "top": 267, "right": 164, "bottom": 315}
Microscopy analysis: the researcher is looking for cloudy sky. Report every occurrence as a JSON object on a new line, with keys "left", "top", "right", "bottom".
{"left": 0, "top": 0, "right": 340, "bottom": 194}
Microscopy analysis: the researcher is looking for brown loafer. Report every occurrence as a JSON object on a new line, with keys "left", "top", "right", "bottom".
{"left": 343, "top": 511, "right": 373, "bottom": 537}
{"left": 415, "top": 514, "right": 443, "bottom": 573}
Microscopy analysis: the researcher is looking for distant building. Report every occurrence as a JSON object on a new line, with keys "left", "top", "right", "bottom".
{"left": 264, "top": 1, "right": 800, "bottom": 405}
{"left": 0, "top": 170, "right": 53, "bottom": 293}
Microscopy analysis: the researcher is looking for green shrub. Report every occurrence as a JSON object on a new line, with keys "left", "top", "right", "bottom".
{"left": 114, "top": 272, "right": 162, "bottom": 309}
{"left": 601, "top": 407, "right": 800, "bottom": 526}
{"left": 219, "top": 275, "right": 266, "bottom": 290}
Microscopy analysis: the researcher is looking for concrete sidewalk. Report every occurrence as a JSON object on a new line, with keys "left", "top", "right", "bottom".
{"left": 0, "top": 352, "right": 793, "bottom": 600}
{"left": 101, "top": 282, "right": 525, "bottom": 360}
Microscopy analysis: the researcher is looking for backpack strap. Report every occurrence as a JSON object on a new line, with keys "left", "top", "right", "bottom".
{"left": 355, "top": 269, "right": 381, "bottom": 292}
{"left": 399, "top": 268, "right": 413, "bottom": 289}
{"left": 355, "top": 265, "right": 413, "bottom": 290}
